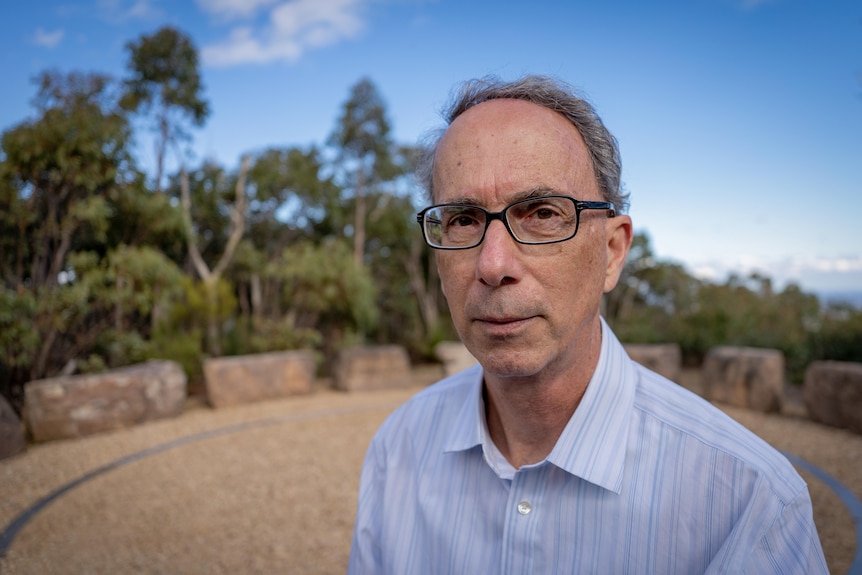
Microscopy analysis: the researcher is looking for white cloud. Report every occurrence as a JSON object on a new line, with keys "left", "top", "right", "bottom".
{"left": 688, "top": 254, "right": 862, "bottom": 292}
{"left": 33, "top": 27, "right": 64, "bottom": 48}
{"left": 98, "top": 0, "right": 162, "bottom": 21}
{"left": 196, "top": 0, "right": 280, "bottom": 19}
{"left": 200, "top": 0, "right": 368, "bottom": 67}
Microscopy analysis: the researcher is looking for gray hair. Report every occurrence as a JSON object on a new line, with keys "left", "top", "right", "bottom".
{"left": 416, "top": 75, "right": 629, "bottom": 214}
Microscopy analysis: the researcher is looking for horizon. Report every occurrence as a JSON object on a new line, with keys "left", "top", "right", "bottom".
{"left": 1, "top": 0, "right": 860, "bottom": 296}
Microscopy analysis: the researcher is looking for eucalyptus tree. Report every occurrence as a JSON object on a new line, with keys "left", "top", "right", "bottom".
{"left": 121, "top": 26, "right": 209, "bottom": 193}
{"left": 177, "top": 157, "right": 249, "bottom": 356}
{"left": 237, "top": 146, "right": 340, "bottom": 321}
{"left": 0, "top": 71, "right": 187, "bottom": 406}
{"left": 327, "top": 77, "right": 401, "bottom": 268}
{"left": 0, "top": 71, "right": 131, "bottom": 291}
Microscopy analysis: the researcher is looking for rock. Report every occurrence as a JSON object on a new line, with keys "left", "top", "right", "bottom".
{"left": 624, "top": 343, "right": 682, "bottom": 382}
{"left": 24, "top": 360, "right": 186, "bottom": 442}
{"left": 804, "top": 361, "right": 862, "bottom": 434}
{"left": 334, "top": 345, "right": 411, "bottom": 392}
{"left": 204, "top": 350, "right": 315, "bottom": 409}
{"left": 434, "top": 341, "right": 479, "bottom": 377}
{"left": 0, "top": 394, "right": 26, "bottom": 459}
{"left": 702, "top": 346, "right": 784, "bottom": 413}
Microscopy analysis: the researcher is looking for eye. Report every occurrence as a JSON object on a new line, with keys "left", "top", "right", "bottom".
{"left": 520, "top": 201, "right": 563, "bottom": 221}
{"left": 533, "top": 207, "right": 558, "bottom": 220}
{"left": 444, "top": 208, "right": 482, "bottom": 227}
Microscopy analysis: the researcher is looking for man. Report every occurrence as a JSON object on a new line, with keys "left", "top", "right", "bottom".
{"left": 348, "top": 75, "right": 827, "bottom": 574}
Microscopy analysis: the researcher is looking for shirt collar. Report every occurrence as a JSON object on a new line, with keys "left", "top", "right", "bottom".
{"left": 442, "top": 318, "right": 636, "bottom": 494}
{"left": 545, "top": 318, "right": 635, "bottom": 493}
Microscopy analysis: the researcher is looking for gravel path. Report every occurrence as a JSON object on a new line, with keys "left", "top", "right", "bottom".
{"left": 0, "top": 369, "right": 859, "bottom": 574}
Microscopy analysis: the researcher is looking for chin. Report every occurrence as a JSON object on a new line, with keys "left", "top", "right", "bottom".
{"left": 472, "top": 347, "right": 549, "bottom": 380}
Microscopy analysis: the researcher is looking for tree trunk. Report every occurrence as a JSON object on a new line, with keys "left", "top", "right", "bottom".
{"left": 180, "top": 156, "right": 250, "bottom": 356}
{"left": 353, "top": 169, "right": 366, "bottom": 269}
{"left": 405, "top": 233, "right": 440, "bottom": 337}
{"left": 204, "top": 278, "right": 221, "bottom": 357}
{"left": 251, "top": 273, "right": 262, "bottom": 320}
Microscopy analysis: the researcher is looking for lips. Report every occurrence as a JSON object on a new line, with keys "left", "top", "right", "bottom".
{"left": 473, "top": 315, "right": 536, "bottom": 337}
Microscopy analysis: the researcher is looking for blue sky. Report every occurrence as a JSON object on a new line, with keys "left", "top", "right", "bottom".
{"left": 1, "top": 0, "right": 860, "bottom": 297}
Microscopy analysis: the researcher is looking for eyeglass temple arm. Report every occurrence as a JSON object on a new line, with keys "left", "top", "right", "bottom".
{"left": 577, "top": 201, "right": 616, "bottom": 217}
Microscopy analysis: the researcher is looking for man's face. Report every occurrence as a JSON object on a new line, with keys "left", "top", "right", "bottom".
{"left": 432, "top": 99, "right": 630, "bottom": 381}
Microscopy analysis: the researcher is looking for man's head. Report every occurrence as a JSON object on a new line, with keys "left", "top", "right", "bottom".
{"left": 418, "top": 75, "right": 629, "bottom": 214}
{"left": 418, "top": 75, "right": 633, "bottom": 382}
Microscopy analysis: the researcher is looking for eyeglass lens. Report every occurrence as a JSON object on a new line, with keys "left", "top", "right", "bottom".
{"left": 423, "top": 196, "right": 578, "bottom": 248}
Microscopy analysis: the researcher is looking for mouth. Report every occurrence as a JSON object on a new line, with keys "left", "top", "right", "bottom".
{"left": 473, "top": 315, "right": 536, "bottom": 336}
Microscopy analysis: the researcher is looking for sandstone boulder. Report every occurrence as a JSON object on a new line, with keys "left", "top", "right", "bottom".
{"left": 624, "top": 343, "right": 682, "bottom": 382}
{"left": 803, "top": 361, "right": 862, "bottom": 434}
{"left": 0, "top": 394, "right": 26, "bottom": 459}
{"left": 434, "top": 341, "right": 479, "bottom": 377}
{"left": 702, "top": 346, "right": 784, "bottom": 413}
{"left": 334, "top": 345, "right": 411, "bottom": 392}
{"left": 24, "top": 360, "right": 186, "bottom": 442}
{"left": 204, "top": 350, "right": 315, "bottom": 408}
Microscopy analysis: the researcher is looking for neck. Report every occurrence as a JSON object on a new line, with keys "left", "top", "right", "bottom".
{"left": 484, "top": 318, "right": 602, "bottom": 468}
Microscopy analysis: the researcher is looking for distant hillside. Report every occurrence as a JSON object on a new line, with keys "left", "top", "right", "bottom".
{"left": 818, "top": 290, "right": 862, "bottom": 308}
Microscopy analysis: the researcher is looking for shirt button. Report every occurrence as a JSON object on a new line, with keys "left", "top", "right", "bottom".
{"left": 517, "top": 501, "right": 532, "bottom": 515}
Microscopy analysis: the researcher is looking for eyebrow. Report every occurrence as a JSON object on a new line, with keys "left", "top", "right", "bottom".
{"left": 442, "top": 186, "right": 562, "bottom": 206}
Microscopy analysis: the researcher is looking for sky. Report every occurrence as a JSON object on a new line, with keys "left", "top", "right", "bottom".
{"left": 1, "top": 0, "right": 860, "bottom": 299}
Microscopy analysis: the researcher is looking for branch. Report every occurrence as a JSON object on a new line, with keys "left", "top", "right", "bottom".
{"left": 211, "top": 155, "right": 249, "bottom": 279}
{"left": 180, "top": 166, "right": 212, "bottom": 282}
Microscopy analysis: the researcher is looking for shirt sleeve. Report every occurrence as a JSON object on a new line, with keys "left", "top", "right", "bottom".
{"left": 347, "top": 436, "right": 385, "bottom": 575}
{"left": 745, "top": 488, "right": 829, "bottom": 574}
{"left": 707, "top": 486, "right": 829, "bottom": 574}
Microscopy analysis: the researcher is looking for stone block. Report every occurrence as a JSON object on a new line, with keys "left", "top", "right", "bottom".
{"left": 204, "top": 350, "right": 315, "bottom": 408}
{"left": 434, "top": 341, "right": 479, "bottom": 377}
{"left": 702, "top": 346, "right": 784, "bottom": 413}
{"left": 24, "top": 360, "right": 186, "bottom": 442}
{"left": 624, "top": 343, "right": 682, "bottom": 382}
{"left": 334, "top": 345, "right": 411, "bottom": 392}
{"left": 0, "top": 394, "right": 26, "bottom": 459}
{"left": 803, "top": 361, "right": 862, "bottom": 434}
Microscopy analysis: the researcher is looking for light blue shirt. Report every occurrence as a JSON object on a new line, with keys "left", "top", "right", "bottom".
{"left": 348, "top": 319, "right": 827, "bottom": 574}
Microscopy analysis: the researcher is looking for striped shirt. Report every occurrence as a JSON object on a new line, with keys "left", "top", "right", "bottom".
{"left": 348, "top": 319, "right": 827, "bottom": 574}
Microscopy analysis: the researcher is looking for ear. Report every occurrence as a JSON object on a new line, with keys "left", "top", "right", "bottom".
{"left": 603, "top": 214, "right": 633, "bottom": 293}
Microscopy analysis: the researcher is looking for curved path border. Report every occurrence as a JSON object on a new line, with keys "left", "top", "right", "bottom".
{"left": 781, "top": 451, "right": 862, "bottom": 574}
{"left": 1, "top": 405, "right": 860, "bottom": 575}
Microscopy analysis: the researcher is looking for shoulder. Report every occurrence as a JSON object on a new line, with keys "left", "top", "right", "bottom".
{"left": 630, "top": 362, "right": 807, "bottom": 503}
{"left": 371, "top": 364, "right": 480, "bottom": 446}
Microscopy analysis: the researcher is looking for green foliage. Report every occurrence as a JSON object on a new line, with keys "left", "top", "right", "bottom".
{"left": 328, "top": 77, "right": 397, "bottom": 176}
{"left": 276, "top": 239, "right": 378, "bottom": 335}
{"left": 166, "top": 161, "right": 235, "bottom": 266}
{"left": 177, "top": 276, "right": 238, "bottom": 326}
{"left": 0, "top": 288, "right": 40, "bottom": 370}
{"left": 147, "top": 328, "right": 205, "bottom": 388}
{"left": 0, "top": 71, "right": 133, "bottom": 289}
{"left": 224, "top": 317, "right": 322, "bottom": 357}
{"left": 121, "top": 26, "right": 209, "bottom": 124}
{"left": 121, "top": 25, "right": 209, "bottom": 191}
{"left": 607, "top": 233, "right": 860, "bottom": 383}
{"left": 811, "top": 304, "right": 862, "bottom": 364}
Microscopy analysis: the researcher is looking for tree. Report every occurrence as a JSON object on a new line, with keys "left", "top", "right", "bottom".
{"left": 327, "top": 78, "right": 400, "bottom": 267}
{"left": 180, "top": 157, "right": 249, "bottom": 356}
{"left": 0, "top": 71, "right": 130, "bottom": 290}
{"left": 121, "top": 26, "right": 209, "bottom": 193}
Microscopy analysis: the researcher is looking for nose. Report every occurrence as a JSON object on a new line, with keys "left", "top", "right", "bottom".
{"left": 476, "top": 219, "right": 521, "bottom": 287}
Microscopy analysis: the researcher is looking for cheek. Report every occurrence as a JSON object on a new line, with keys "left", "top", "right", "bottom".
{"left": 436, "top": 254, "right": 463, "bottom": 301}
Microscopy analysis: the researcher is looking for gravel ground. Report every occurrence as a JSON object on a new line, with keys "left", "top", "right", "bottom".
{"left": 0, "top": 367, "right": 858, "bottom": 574}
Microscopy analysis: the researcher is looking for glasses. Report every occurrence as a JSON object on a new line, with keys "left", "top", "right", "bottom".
{"left": 416, "top": 195, "right": 615, "bottom": 250}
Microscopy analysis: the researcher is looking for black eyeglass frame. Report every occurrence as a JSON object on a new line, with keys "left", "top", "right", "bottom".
{"left": 416, "top": 195, "right": 616, "bottom": 250}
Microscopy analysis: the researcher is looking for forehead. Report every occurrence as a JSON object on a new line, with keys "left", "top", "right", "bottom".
{"left": 432, "top": 99, "right": 597, "bottom": 205}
